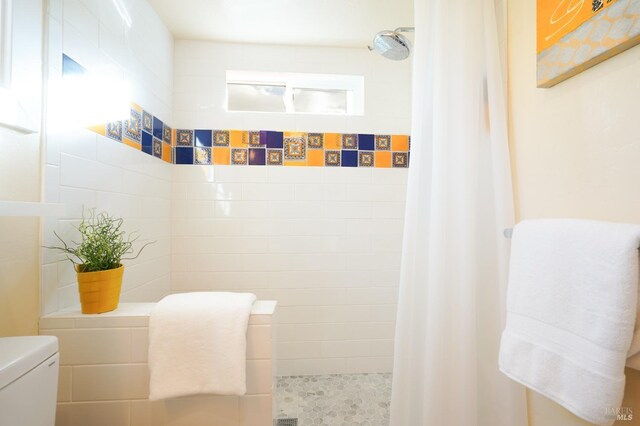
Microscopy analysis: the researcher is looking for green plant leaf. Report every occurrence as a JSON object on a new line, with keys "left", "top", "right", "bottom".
{"left": 44, "top": 208, "right": 155, "bottom": 272}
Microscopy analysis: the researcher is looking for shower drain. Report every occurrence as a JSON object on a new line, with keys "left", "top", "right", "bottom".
{"left": 273, "top": 419, "right": 298, "bottom": 426}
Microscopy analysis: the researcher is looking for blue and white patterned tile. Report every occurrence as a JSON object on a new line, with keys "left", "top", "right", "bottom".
{"left": 124, "top": 109, "right": 142, "bottom": 142}
{"left": 142, "top": 110, "right": 153, "bottom": 133}
{"left": 106, "top": 120, "right": 123, "bottom": 142}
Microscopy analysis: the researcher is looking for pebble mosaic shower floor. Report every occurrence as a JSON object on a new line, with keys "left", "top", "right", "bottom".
{"left": 274, "top": 373, "right": 392, "bottom": 426}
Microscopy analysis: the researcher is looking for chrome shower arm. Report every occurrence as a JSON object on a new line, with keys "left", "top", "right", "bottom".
{"left": 394, "top": 27, "right": 415, "bottom": 33}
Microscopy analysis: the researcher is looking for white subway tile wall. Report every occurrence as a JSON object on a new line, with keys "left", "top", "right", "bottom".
{"left": 42, "top": 127, "right": 173, "bottom": 313}
{"left": 42, "top": 0, "right": 411, "bottom": 383}
{"left": 42, "top": 0, "right": 174, "bottom": 314}
{"left": 172, "top": 165, "right": 407, "bottom": 375}
{"left": 173, "top": 41, "right": 412, "bottom": 135}
{"left": 170, "top": 39, "right": 412, "bottom": 372}
{"left": 40, "top": 302, "right": 275, "bottom": 426}
{"left": 52, "top": 0, "right": 173, "bottom": 120}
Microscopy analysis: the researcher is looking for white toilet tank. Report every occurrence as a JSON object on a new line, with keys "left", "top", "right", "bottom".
{"left": 0, "top": 336, "right": 59, "bottom": 426}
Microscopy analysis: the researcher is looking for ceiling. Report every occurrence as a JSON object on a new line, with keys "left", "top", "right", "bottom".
{"left": 147, "top": 0, "right": 414, "bottom": 48}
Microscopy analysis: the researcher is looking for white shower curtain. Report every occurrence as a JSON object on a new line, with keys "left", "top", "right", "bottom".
{"left": 389, "top": 0, "right": 528, "bottom": 424}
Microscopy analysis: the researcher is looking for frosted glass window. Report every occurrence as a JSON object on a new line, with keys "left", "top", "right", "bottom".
{"left": 292, "top": 88, "right": 348, "bottom": 114}
{"left": 227, "top": 83, "right": 286, "bottom": 113}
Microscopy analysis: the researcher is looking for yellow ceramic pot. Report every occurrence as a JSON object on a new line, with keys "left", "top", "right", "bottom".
{"left": 76, "top": 265, "right": 124, "bottom": 314}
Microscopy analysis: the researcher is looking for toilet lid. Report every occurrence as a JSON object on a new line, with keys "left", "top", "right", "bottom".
{"left": 0, "top": 336, "right": 58, "bottom": 390}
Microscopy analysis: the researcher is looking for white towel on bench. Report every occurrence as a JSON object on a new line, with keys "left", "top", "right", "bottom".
{"left": 148, "top": 292, "right": 256, "bottom": 400}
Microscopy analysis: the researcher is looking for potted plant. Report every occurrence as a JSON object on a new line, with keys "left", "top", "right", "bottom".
{"left": 47, "top": 209, "right": 153, "bottom": 314}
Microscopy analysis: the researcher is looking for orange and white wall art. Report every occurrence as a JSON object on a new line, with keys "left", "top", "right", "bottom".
{"left": 536, "top": 0, "right": 640, "bottom": 87}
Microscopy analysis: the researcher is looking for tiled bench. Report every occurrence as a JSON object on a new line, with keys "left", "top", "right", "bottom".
{"left": 40, "top": 301, "right": 277, "bottom": 426}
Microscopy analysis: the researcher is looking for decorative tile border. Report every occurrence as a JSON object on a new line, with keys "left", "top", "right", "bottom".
{"left": 124, "top": 109, "right": 141, "bottom": 142}
{"left": 89, "top": 111, "right": 411, "bottom": 168}
{"left": 89, "top": 103, "right": 175, "bottom": 164}
{"left": 64, "top": 52, "right": 410, "bottom": 168}
{"left": 167, "top": 130, "right": 410, "bottom": 168}
{"left": 359, "top": 151, "right": 374, "bottom": 167}
{"left": 231, "top": 148, "right": 248, "bottom": 165}
{"left": 106, "top": 121, "right": 122, "bottom": 142}
{"left": 195, "top": 147, "right": 211, "bottom": 165}
{"left": 267, "top": 149, "right": 283, "bottom": 165}
{"left": 142, "top": 111, "right": 153, "bottom": 133}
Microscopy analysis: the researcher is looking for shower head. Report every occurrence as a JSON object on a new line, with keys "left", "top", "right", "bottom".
{"left": 368, "top": 27, "right": 414, "bottom": 61}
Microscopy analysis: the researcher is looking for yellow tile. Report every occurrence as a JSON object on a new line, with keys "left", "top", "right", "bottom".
{"left": 130, "top": 102, "right": 142, "bottom": 113}
{"left": 230, "top": 130, "right": 248, "bottom": 147}
{"left": 162, "top": 144, "right": 172, "bottom": 162}
{"left": 213, "top": 147, "right": 230, "bottom": 165}
{"left": 283, "top": 160, "right": 307, "bottom": 167}
{"left": 87, "top": 123, "right": 106, "bottom": 136}
{"left": 123, "top": 138, "right": 141, "bottom": 150}
{"left": 324, "top": 133, "right": 341, "bottom": 150}
{"left": 307, "top": 150, "right": 324, "bottom": 167}
{"left": 392, "top": 135, "right": 409, "bottom": 151}
{"left": 284, "top": 131, "right": 306, "bottom": 138}
{"left": 375, "top": 151, "right": 392, "bottom": 168}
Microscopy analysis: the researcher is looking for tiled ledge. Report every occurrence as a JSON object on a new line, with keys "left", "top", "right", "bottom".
{"left": 40, "top": 300, "right": 277, "bottom": 426}
{"left": 40, "top": 300, "right": 277, "bottom": 329}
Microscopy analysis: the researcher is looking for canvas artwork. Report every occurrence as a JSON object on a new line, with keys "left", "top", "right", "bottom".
{"left": 537, "top": 0, "right": 640, "bottom": 87}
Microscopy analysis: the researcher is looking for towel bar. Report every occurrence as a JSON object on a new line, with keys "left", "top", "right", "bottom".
{"left": 503, "top": 227, "right": 640, "bottom": 249}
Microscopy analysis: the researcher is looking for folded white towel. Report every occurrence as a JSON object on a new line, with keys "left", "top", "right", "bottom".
{"left": 148, "top": 292, "right": 257, "bottom": 400}
{"left": 499, "top": 219, "right": 640, "bottom": 426}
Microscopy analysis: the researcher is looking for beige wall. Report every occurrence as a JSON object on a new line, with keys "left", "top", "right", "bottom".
{"left": 0, "top": 129, "right": 41, "bottom": 336}
{"left": 508, "top": 0, "right": 640, "bottom": 425}
{"left": 0, "top": 0, "right": 43, "bottom": 337}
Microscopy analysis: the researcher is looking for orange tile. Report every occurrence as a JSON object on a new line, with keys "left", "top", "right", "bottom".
{"left": 283, "top": 161, "right": 307, "bottom": 167}
{"left": 324, "top": 133, "right": 341, "bottom": 150}
{"left": 162, "top": 144, "right": 172, "bottom": 162}
{"left": 171, "top": 128, "right": 176, "bottom": 147}
{"left": 392, "top": 135, "right": 409, "bottom": 151}
{"left": 307, "top": 150, "right": 324, "bottom": 167}
{"left": 122, "top": 138, "right": 141, "bottom": 150}
{"left": 213, "top": 147, "right": 230, "bottom": 165}
{"left": 375, "top": 151, "right": 392, "bottom": 168}
{"left": 87, "top": 123, "right": 106, "bottom": 136}
{"left": 230, "top": 130, "right": 248, "bottom": 147}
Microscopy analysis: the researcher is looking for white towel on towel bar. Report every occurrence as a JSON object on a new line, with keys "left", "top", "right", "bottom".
{"left": 148, "top": 292, "right": 256, "bottom": 400}
{"left": 499, "top": 219, "right": 640, "bottom": 426}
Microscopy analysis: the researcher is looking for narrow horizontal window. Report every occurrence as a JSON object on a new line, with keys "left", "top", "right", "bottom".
{"left": 292, "top": 88, "right": 347, "bottom": 114}
{"left": 227, "top": 83, "right": 286, "bottom": 113}
{"left": 226, "top": 70, "right": 364, "bottom": 116}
